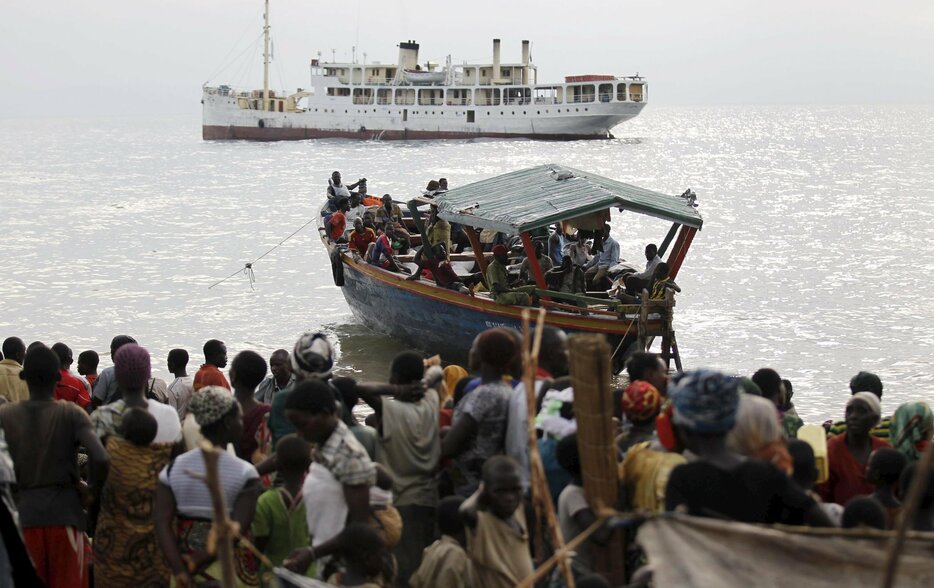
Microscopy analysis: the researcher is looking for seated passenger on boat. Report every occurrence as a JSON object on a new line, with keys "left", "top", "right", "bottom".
{"left": 348, "top": 218, "right": 377, "bottom": 256}
{"left": 425, "top": 205, "right": 452, "bottom": 257}
{"left": 546, "top": 255, "right": 586, "bottom": 295}
{"left": 622, "top": 243, "right": 662, "bottom": 296}
{"left": 375, "top": 194, "right": 403, "bottom": 227}
{"left": 369, "top": 223, "right": 410, "bottom": 274}
{"left": 562, "top": 233, "right": 591, "bottom": 267}
{"left": 486, "top": 245, "right": 536, "bottom": 306}
{"left": 390, "top": 221, "right": 413, "bottom": 253}
{"left": 583, "top": 225, "right": 619, "bottom": 290}
{"left": 615, "top": 262, "right": 680, "bottom": 303}
{"left": 328, "top": 198, "right": 350, "bottom": 243}
{"left": 518, "top": 241, "right": 553, "bottom": 285}
{"left": 345, "top": 193, "right": 367, "bottom": 228}
{"left": 423, "top": 179, "right": 440, "bottom": 198}
{"left": 406, "top": 244, "right": 473, "bottom": 294}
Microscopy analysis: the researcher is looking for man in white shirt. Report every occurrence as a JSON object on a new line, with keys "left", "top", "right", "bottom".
{"left": 624, "top": 243, "right": 662, "bottom": 295}
{"left": 166, "top": 348, "right": 194, "bottom": 420}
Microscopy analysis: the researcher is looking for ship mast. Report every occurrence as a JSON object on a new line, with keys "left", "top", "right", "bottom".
{"left": 262, "top": 0, "right": 270, "bottom": 110}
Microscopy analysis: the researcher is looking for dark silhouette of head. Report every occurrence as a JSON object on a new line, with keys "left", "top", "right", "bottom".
{"left": 390, "top": 351, "right": 424, "bottom": 385}
{"left": 230, "top": 350, "right": 268, "bottom": 392}
{"left": 841, "top": 496, "right": 887, "bottom": 530}
{"left": 850, "top": 371, "right": 883, "bottom": 399}
{"left": 2, "top": 337, "right": 26, "bottom": 364}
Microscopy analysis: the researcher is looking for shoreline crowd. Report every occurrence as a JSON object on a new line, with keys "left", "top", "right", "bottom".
{"left": 0, "top": 329, "right": 932, "bottom": 587}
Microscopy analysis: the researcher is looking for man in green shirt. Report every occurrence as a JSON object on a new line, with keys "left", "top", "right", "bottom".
{"left": 486, "top": 244, "right": 535, "bottom": 306}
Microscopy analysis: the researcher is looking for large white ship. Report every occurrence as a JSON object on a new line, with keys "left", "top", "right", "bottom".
{"left": 202, "top": 2, "right": 647, "bottom": 141}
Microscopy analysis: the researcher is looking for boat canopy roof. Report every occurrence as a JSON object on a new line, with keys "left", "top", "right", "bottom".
{"left": 433, "top": 164, "right": 703, "bottom": 235}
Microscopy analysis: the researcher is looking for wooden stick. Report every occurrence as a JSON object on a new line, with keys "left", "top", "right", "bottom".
{"left": 522, "top": 308, "right": 574, "bottom": 588}
{"left": 881, "top": 444, "right": 934, "bottom": 588}
{"left": 198, "top": 441, "right": 237, "bottom": 588}
{"left": 517, "top": 516, "right": 605, "bottom": 588}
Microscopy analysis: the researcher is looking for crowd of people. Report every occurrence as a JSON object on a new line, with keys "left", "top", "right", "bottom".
{"left": 323, "top": 171, "right": 683, "bottom": 311}
{"left": 0, "top": 328, "right": 931, "bottom": 587}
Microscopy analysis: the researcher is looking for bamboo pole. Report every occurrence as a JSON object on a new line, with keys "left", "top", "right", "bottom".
{"left": 569, "top": 334, "right": 626, "bottom": 584}
{"left": 522, "top": 308, "right": 574, "bottom": 588}
{"left": 881, "top": 444, "right": 934, "bottom": 588}
{"left": 198, "top": 441, "right": 237, "bottom": 588}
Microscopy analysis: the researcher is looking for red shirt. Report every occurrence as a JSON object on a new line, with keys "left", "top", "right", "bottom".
{"left": 424, "top": 258, "right": 459, "bottom": 288}
{"left": 55, "top": 369, "right": 91, "bottom": 409}
{"left": 329, "top": 211, "right": 347, "bottom": 240}
{"left": 193, "top": 364, "right": 231, "bottom": 392}
{"left": 348, "top": 227, "right": 377, "bottom": 253}
{"left": 84, "top": 374, "right": 97, "bottom": 388}
{"left": 818, "top": 432, "right": 891, "bottom": 506}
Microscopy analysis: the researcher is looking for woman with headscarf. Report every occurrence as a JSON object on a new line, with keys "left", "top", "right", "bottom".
{"left": 818, "top": 392, "right": 892, "bottom": 506}
{"left": 891, "top": 402, "right": 933, "bottom": 464}
{"left": 664, "top": 370, "right": 830, "bottom": 526}
{"left": 617, "top": 381, "right": 663, "bottom": 457}
{"left": 726, "top": 394, "right": 793, "bottom": 475}
{"left": 154, "top": 387, "right": 262, "bottom": 587}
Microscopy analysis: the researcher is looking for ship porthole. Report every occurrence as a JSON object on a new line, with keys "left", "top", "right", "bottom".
{"left": 258, "top": 119, "right": 265, "bottom": 128}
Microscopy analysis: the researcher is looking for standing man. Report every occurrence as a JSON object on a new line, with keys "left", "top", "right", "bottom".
{"left": 624, "top": 243, "right": 662, "bottom": 295}
{"left": 583, "top": 225, "right": 619, "bottom": 291}
{"left": 254, "top": 349, "right": 295, "bottom": 404}
{"left": 166, "top": 349, "right": 195, "bottom": 420}
{"left": 90, "top": 335, "right": 137, "bottom": 409}
{"left": 357, "top": 351, "right": 440, "bottom": 586}
{"left": 0, "top": 345, "right": 109, "bottom": 588}
{"left": 193, "top": 339, "right": 230, "bottom": 392}
{"left": 0, "top": 337, "right": 28, "bottom": 403}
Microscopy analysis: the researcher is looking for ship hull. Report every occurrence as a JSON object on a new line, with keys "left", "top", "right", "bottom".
{"left": 202, "top": 91, "right": 645, "bottom": 141}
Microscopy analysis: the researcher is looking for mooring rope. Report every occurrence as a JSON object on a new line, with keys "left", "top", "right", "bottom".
{"left": 208, "top": 217, "right": 318, "bottom": 290}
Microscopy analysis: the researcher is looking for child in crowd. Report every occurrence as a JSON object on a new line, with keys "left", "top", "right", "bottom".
{"left": 460, "top": 456, "right": 532, "bottom": 588}
{"left": 867, "top": 447, "right": 908, "bottom": 528}
{"left": 119, "top": 407, "right": 158, "bottom": 446}
{"left": 787, "top": 440, "right": 844, "bottom": 526}
{"left": 327, "top": 522, "right": 393, "bottom": 587}
{"left": 898, "top": 463, "right": 934, "bottom": 531}
{"left": 252, "top": 434, "right": 314, "bottom": 581}
{"left": 409, "top": 496, "right": 469, "bottom": 588}
{"left": 77, "top": 349, "right": 99, "bottom": 388}
{"left": 841, "top": 496, "right": 887, "bottom": 530}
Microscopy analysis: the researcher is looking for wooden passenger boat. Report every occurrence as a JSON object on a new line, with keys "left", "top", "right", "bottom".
{"left": 319, "top": 164, "right": 703, "bottom": 372}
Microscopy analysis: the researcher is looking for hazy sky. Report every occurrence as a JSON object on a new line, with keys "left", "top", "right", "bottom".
{"left": 2, "top": 0, "right": 932, "bottom": 117}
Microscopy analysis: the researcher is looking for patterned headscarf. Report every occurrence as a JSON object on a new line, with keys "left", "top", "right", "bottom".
{"left": 291, "top": 333, "right": 334, "bottom": 380}
{"left": 622, "top": 380, "right": 663, "bottom": 423}
{"left": 190, "top": 386, "right": 237, "bottom": 427}
{"left": 892, "top": 401, "right": 934, "bottom": 463}
{"left": 670, "top": 369, "right": 740, "bottom": 433}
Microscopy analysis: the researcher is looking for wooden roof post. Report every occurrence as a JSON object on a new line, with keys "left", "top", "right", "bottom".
{"left": 665, "top": 226, "right": 697, "bottom": 280}
{"left": 658, "top": 222, "right": 680, "bottom": 257}
{"left": 464, "top": 226, "right": 489, "bottom": 277}
{"left": 519, "top": 231, "right": 550, "bottom": 301}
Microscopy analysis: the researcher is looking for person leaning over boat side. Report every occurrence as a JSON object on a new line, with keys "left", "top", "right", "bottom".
{"left": 622, "top": 243, "right": 661, "bottom": 296}
{"left": 664, "top": 369, "right": 832, "bottom": 526}
{"left": 486, "top": 245, "right": 535, "bottom": 306}
{"left": 583, "top": 225, "right": 619, "bottom": 291}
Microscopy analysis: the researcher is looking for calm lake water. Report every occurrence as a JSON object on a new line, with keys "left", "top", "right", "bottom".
{"left": 1, "top": 105, "right": 933, "bottom": 421}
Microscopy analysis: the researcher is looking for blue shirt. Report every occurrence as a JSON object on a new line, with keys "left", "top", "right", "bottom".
{"left": 586, "top": 236, "right": 619, "bottom": 269}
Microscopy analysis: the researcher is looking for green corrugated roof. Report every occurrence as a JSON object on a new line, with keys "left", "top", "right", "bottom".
{"left": 434, "top": 164, "right": 703, "bottom": 234}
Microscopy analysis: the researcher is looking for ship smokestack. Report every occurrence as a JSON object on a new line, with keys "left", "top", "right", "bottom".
{"left": 521, "top": 40, "right": 530, "bottom": 84}
{"left": 492, "top": 38, "right": 501, "bottom": 83}
{"left": 398, "top": 40, "right": 419, "bottom": 71}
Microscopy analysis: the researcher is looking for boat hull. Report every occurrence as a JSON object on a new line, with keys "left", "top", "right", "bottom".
{"left": 202, "top": 91, "right": 645, "bottom": 141}
{"left": 337, "top": 252, "right": 640, "bottom": 365}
